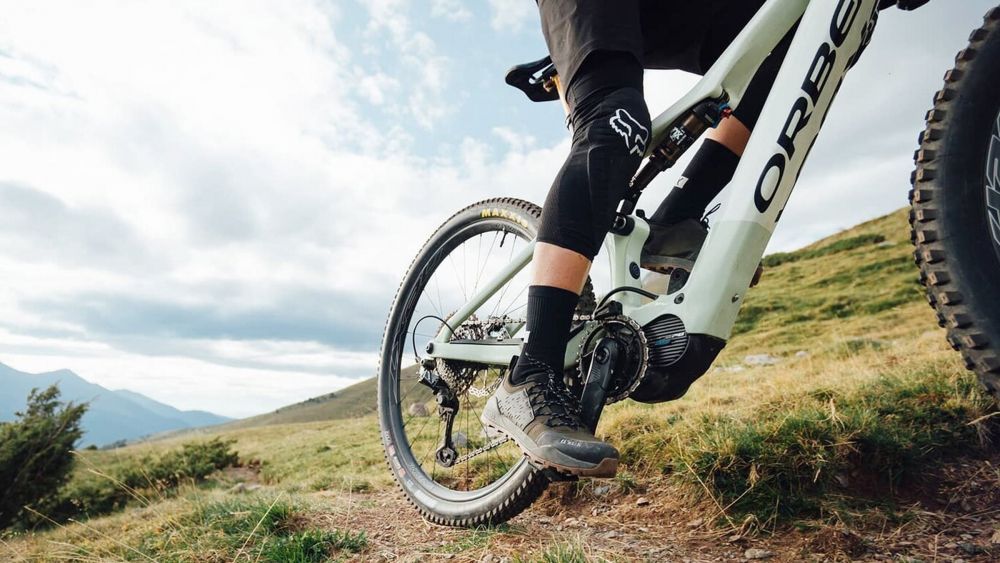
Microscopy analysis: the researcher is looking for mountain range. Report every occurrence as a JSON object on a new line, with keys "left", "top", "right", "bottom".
{"left": 0, "top": 362, "right": 231, "bottom": 447}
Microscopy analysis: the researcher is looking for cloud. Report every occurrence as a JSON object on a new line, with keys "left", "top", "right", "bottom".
{"left": 431, "top": 0, "right": 472, "bottom": 22}
{"left": 488, "top": 0, "right": 536, "bottom": 33}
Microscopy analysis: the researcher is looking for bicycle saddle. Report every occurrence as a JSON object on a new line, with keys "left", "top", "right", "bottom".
{"left": 505, "top": 55, "right": 560, "bottom": 103}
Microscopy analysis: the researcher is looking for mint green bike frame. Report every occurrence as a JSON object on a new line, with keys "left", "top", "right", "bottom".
{"left": 429, "top": 0, "right": 882, "bottom": 370}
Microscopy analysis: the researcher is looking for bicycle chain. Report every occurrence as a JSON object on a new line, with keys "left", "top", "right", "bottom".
{"left": 453, "top": 435, "right": 511, "bottom": 465}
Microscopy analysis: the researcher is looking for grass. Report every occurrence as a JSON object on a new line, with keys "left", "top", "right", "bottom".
{"left": 7, "top": 492, "right": 368, "bottom": 562}
{"left": 5, "top": 208, "right": 998, "bottom": 558}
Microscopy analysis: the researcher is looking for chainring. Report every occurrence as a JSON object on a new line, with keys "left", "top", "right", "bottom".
{"left": 573, "top": 315, "right": 648, "bottom": 404}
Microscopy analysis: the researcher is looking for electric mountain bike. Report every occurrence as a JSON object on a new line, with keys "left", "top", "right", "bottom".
{"left": 377, "top": 0, "right": 1000, "bottom": 526}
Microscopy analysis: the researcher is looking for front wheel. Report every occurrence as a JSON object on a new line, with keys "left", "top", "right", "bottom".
{"left": 376, "top": 198, "right": 595, "bottom": 526}
{"left": 910, "top": 6, "right": 1000, "bottom": 403}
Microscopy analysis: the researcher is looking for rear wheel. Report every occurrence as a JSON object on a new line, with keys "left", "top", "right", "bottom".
{"left": 377, "top": 198, "right": 595, "bottom": 526}
{"left": 910, "top": 6, "right": 1000, "bottom": 403}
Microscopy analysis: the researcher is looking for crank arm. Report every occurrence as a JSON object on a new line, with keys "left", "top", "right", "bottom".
{"left": 579, "top": 337, "right": 620, "bottom": 433}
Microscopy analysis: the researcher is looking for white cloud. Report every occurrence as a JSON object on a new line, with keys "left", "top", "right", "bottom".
{"left": 431, "top": 0, "right": 472, "bottom": 22}
{"left": 488, "top": 0, "right": 536, "bottom": 33}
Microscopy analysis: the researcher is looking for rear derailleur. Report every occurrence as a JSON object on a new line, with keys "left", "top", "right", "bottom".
{"left": 418, "top": 365, "right": 460, "bottom": 468}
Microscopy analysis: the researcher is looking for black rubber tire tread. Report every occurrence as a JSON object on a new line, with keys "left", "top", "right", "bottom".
{"left": 909, "top": 6, "right": 1000, "bottom": 404}
{"left": 377, "top": 197, "right": 595, "bottom": 527}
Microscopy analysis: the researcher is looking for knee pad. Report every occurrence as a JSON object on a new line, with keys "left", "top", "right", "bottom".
{"left": 537, "top": 87, "right": 650, "bottom": 259}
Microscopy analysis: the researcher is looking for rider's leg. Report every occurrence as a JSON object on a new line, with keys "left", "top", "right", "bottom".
{"left": 482, "top": 51, "right": 648, "bottom": 477}
{"left": 519, "top": 51, "right": 648, "bottom": 381}
{"left": 642, "top": 28, "right": 792, "bottom": 270}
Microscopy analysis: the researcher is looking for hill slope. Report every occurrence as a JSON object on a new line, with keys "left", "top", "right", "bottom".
{"left": 9, "top": 208, "right": 998, "bottom": 562}
{"left": 0, "top": 363, "right": 231, "bottom": 446}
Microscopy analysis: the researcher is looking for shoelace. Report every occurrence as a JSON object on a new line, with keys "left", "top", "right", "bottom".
{"left": 519, "top": 358, "right": 586, "bottom": 430}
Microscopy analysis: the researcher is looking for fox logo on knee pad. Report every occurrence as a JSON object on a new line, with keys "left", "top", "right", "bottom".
{"left": 609, "top": 108, "right": 650, "bottom": 156}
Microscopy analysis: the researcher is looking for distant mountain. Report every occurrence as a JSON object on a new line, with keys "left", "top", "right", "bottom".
{"left": 212, "top": 366, "right": 427, "bottom": 432}
{"left": 0, "top": 363, "right": 231, "bottom": 447}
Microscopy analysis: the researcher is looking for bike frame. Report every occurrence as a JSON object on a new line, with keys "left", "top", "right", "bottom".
{"left": 429, "top": 0, "right": 883, "bottom": 369}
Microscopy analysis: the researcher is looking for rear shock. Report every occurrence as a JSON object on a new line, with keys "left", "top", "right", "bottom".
{"left": 618, "top": 99, "right": 732, "bottom": 216}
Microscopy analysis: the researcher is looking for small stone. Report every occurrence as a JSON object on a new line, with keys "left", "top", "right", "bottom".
{"left": 957, "top": 542, "right": 984, "bottom": 555}
{"left": 245, "top": 484, "right": 261, "bottom": 492}
{"left": 636, "top": 497, "right": 651, "bottom": 506}
{"left": 728, "top": 535, "right": 743, "bottom": 543}
{"left": 687, "top": 518, "right": 704, "bottom": 528}
{"left": 743, "top": 354, "right": 779, "bottom": 367}
{"left": 795, "top": 350, "right": 810, "bottom": 359}
{"left": 944, "top": 542, "right": 958, "bottom": 549}
{"left": 960, "top": 534, "right": 973, "bottom": 540}
{"left": 602, "top": 530, "right": 619, "bottom": 539}
{"left": 593, "top": 484, "right": 611, "bottom": 496}
{"left": 228, "top": 483, "right": 247, "bottom": 493}
{"left": 408, "top": 402, "right": 429, "bottom": 417}
{"left": 744, "top": 548, "right": 774, "bottom": 560}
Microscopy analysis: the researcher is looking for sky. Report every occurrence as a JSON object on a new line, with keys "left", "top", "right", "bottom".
{"left": 0, "top": 0, "right": 994, "bottom": 418}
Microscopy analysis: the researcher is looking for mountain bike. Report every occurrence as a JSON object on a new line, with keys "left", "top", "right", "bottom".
{"left": 377, "top": 0, "right": 1000, "bottom": 526}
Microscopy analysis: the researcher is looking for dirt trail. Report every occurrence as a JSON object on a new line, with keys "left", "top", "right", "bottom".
{"left": 306, "top": 455, "right": 1000, "bottom": 562}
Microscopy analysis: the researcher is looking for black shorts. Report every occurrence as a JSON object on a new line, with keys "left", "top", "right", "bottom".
{"left": 538, "top": 0, "right": 768, "bottom": 94}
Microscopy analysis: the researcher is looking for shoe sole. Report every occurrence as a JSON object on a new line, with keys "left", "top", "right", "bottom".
{"left": 481, "top": 399, "right": 619, "bottom": 479}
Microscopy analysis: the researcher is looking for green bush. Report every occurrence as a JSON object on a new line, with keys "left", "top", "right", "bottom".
{"left": 0, "top": 385, "right": 87, "bottom": 530}
{"left": 49, "top": 438, "right": 239, "bottom": 522}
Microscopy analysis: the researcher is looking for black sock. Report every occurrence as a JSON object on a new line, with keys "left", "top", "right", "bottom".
{"left": 511, "top": 285, "right": 578, "bottom": 384}
{"left": 649, "top": 139, "right": 741, "bottom": 225}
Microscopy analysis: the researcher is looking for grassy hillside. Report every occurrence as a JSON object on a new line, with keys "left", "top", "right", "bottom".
{"left": 5, "top": 208, "right": 998, "bottom": 562}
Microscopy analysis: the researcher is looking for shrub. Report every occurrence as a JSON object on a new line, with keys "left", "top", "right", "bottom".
{"left": 48, "top": 438, "right": 239, "bottom": 522}
{"left": 0, "top": 385, "right": 87, "bottom": 530}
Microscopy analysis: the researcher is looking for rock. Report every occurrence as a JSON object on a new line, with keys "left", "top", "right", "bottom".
{"left": 245, "top": 483, "right": 261, "bottom": 492}
{"left": 744, "top": 354, "right": 779, "bottom": 366}
{"left": 408, "top": 402, "right": 429, "bottom": 417}
{"left": 453, "top": 431, "right": 468, "bottom": 449}
{"left": 744, "top": 548, "right": 775, "bottom": 560}
{"left": 795, "top": 350, "right": 810, "bottom": 359}
{"left": 687, "top": 518, "right": 704, "bottom": 528}
{"left": 593, "top": 484, "right": 611, "bottom": 496}
{"left": 228, "top": 483, "right": 247, "bottom": 493}
{"left": 636, "top": 497, "right": 651, "bottom": 506}
{"left": 602, "top": 530, "right": 619, "bottom": 539}
{"left": 957, "top": 542, "right": 984, "bottom": 555}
